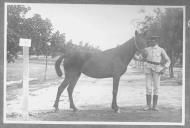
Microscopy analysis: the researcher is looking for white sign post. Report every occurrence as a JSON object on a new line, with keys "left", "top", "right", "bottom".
{"left": 19, "top": 38, "right": 31, "bottom": 120}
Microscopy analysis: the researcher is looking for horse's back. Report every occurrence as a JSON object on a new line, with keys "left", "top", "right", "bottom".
{"left": 63, "top": 49, "right": 123, "bottom": 78}
{"left": 63, "top": 51, "right": 92, "bottom": 71}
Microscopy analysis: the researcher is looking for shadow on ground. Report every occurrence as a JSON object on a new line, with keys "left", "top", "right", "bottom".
{"left": 18, "top": 105, "right": 182, "bottom": 122}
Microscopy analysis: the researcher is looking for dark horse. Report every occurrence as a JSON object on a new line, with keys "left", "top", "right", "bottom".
{"left": 53, "top": 31, "right": 147, "bottom": 113}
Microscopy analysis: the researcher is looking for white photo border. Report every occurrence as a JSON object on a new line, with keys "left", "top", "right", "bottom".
{"left": 3, "top": 2, "right": 186, "bottom": 126}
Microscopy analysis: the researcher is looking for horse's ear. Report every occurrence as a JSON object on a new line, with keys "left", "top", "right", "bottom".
{"left": 135, "top": 30, "right": 138, "bottom": 36}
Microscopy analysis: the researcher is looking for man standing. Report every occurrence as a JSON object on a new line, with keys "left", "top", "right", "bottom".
{"left": 142, "top": 36, "right": 171, "bottom": 111}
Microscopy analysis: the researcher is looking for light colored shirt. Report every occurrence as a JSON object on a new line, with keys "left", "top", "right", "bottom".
{"left": 144, "top": 45, "right": 171, "bottom": 73}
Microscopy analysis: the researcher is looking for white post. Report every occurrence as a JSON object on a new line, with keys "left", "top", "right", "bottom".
{"left": 19, "top": 38, "right": 31, "bottom": 120}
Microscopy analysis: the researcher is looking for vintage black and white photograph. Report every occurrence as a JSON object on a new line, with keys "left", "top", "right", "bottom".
{"left": 4, "top": 3, "right": 185, "bottom": 125}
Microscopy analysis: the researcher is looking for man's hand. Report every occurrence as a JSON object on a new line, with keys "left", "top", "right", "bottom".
{"left": 159, "top": 67, "right": 167, "bottom": 75}
{"left": 141, "top": 49, "right": 148, "bottom": 58}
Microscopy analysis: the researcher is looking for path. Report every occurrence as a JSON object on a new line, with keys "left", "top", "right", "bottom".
{"left": 6, "top": 66, "right": 182, "bottom": 122}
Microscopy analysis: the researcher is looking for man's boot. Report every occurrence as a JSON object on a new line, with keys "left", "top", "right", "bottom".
{"left": 143, "top": 94, "right": 151, "bottom": 111}
{"left": 152, "top": 95, "right": 159, "bottom": 111}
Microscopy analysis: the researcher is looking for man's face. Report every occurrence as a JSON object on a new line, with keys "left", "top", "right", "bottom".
{"left": 150, "top": 39, "right": 157, "bottom": 47}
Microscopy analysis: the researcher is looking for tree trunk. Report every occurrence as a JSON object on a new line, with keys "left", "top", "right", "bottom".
{"left": 44, "top": 55, "right": 48, "bottom": 80}
{"left": 169, "top": 63, "right": 174, "bottom": 78}
{"left": 168, "top": 49, "right": 174, "bottom": 78}
{"left": 179, "top": 54, "right": 183, "bottom": 65}
{"left": 169, "top": 50, "right": 174, "bottom": 78}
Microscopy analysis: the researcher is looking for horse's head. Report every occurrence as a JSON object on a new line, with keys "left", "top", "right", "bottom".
{"left": 134, "top": 30, "right": 148, "bottom": 50}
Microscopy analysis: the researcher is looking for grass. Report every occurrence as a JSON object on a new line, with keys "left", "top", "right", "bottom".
{"left": 6, "top": 57, "right": 183, "bottom": 122}
{"left": 6, "top": 57, "right": 183, "bottom": 87}
{"left": 6, "top": 57, "right": 59, "bottom": 83}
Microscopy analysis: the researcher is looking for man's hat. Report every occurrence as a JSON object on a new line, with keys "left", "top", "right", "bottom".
{"left": 150, "top": 36, "right": 160, "bottom": 41}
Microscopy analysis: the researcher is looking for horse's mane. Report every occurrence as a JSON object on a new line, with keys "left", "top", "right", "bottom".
{"left": 63, "top": 37, "right": 136, "bottom": 71}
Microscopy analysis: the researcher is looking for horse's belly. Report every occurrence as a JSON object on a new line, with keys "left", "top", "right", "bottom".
{"left": 81, "top": 59, "right": 113, "bottom": 78}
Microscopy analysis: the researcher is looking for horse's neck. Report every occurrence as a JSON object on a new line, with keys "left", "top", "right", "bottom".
{"left": 117, "top": 38, "right": 137, "bottom": 64}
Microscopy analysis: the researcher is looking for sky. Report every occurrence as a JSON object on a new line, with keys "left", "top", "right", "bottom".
{"left": 17, "top": 4, "right": 163, "bottom": 50}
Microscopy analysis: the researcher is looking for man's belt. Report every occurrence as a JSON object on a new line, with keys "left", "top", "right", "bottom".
{"left": 146, "top": 60, "right": 160, "bottom": 65}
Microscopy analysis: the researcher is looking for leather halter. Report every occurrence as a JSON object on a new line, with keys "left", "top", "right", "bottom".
{"left": 134, "top": 36, "right": 144, "bottom": 52}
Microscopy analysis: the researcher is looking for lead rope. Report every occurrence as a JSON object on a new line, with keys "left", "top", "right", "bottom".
{"left": 134, "top": 35, "right": 146, "bottom": 71}
{"left": 134, "top": 36, "right": 143, "bottom": 52}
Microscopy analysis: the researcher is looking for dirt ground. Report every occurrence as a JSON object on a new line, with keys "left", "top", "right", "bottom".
{"left": 5, "top": 59, "right": 183, "bottom": 123}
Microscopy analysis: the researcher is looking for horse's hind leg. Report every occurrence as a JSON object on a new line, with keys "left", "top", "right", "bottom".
{"left": 53, "top": 77, "right": 69, "bottom": 111}
{"left": 67, "top": 74, "right": 80, "bottom": 112}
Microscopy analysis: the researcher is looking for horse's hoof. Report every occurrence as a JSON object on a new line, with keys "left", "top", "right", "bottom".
{"left": 53, "top": 104, "right": 59, "bottom": 112}
{"left": 114, "top": 109, "right": 121, "bottom": 113}
{"left": 72, "top": 108, "right": 79, "bottom": 112}
{"left": 54, "top": 108, "right": 59, "bottom": 112}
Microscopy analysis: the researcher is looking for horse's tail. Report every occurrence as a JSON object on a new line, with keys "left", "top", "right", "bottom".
{"left": 55, "top": 55, "right": 65, "bottom": 77}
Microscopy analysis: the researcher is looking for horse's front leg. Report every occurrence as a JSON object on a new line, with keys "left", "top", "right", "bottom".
{"left": 112, "top": 76, "right": 121, "bottom": 113}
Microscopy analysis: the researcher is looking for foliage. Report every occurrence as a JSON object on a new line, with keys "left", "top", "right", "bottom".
{"left": 24, "top": 14, "right": 53, "bottom": 56}
{"left": 7, "top": 5, "right": 101, "bottom": 62}
{"left": 51, "top": 39, "right": 101, "bottom": 57}
{"left": 7, "top": 5, "right": 31, "bottom": 60}
{"left": 137, "top": 8, "right": 183, "bottom": 77}
{"left": 7, "top": 5, "right": 53, "bottom": 61}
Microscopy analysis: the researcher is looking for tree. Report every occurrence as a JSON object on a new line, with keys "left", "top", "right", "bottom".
{"left": 24, "top": 14, "right": 53, "bottom": 56}
{"left": 50, "top": 31, "right": 66, "bottom": 57}
{"left": 44, "top": 42, "right": 51, "bottom": 80}
{"left": 137, "top": 8, "right": 183, "bottom": 78}
{"left": 7, "top": 5, "right": 31, "bottom": 62}
{"left": 7, "top": 5, "right": 54, "bottom": 62}
{"left": 160, "top": 8, "right": 183, "bottom": 77}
